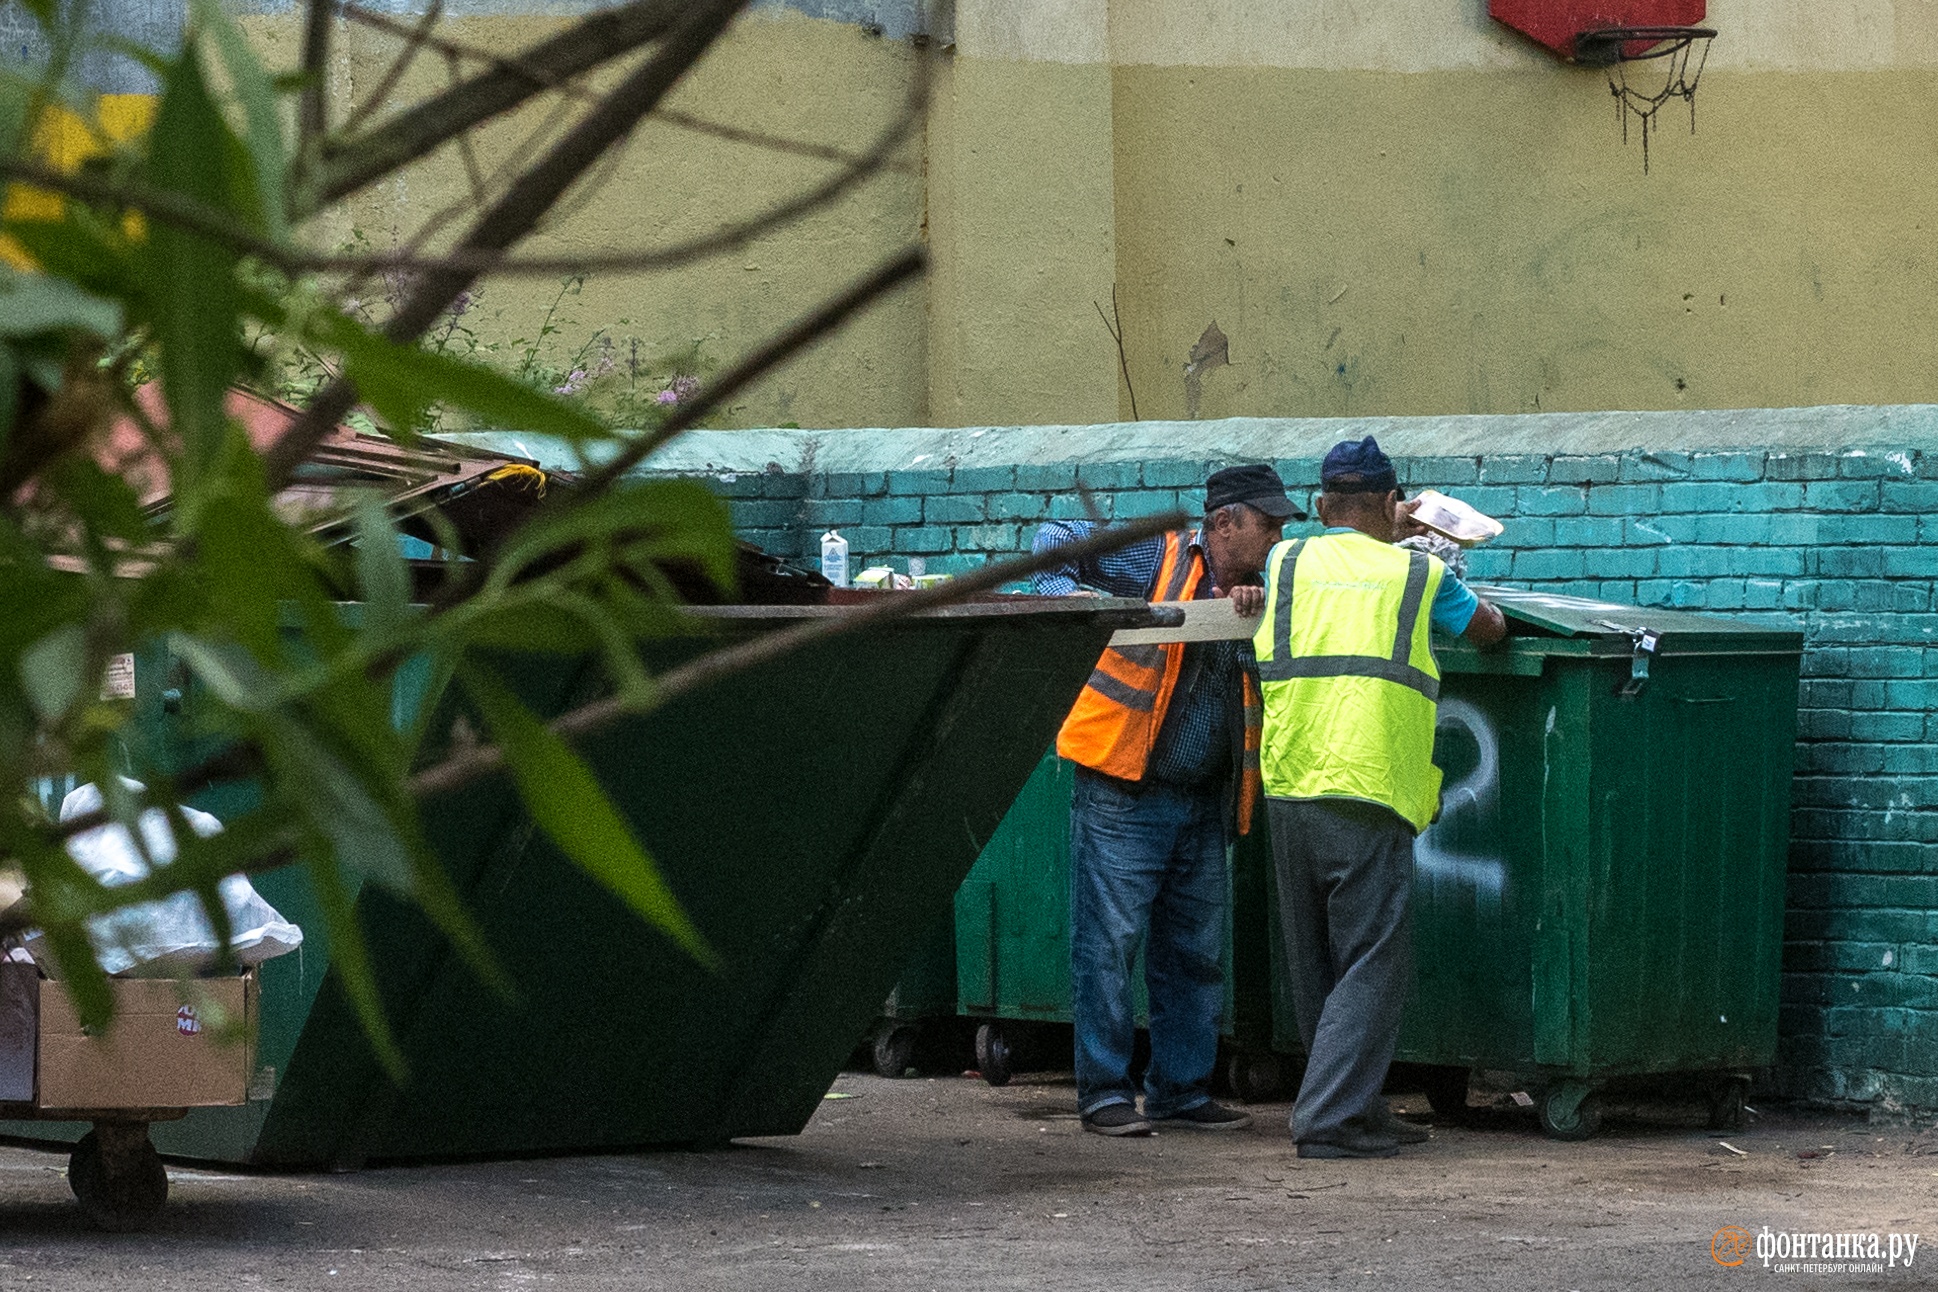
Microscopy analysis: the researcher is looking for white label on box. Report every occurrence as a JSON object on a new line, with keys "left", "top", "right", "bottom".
{"left": 101, "top": 653, "right": 136, "bottom": 700}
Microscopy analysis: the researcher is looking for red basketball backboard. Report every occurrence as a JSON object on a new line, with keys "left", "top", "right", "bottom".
{"left": 1490, "top": 0, "right": 1707, "bottom": 63}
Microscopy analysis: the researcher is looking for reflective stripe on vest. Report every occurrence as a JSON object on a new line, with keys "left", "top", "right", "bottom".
{"left": 1257, "top": 540, "right": 1440, "bottom": 701}
{"left": 1252, "top": 532, "right": 1446, "bottom": 832}
{"left": 1054, "top": 530, "right": 1264, "bottom": 833}
{"left": 1056, "top": 532, "right": 1202, "bottom": 780}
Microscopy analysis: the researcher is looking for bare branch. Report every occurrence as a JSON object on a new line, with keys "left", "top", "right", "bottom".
{"left": 298, "top": 0, "right": 335, "bottom": 161}
{"left": 7, "top": 511, "right": 1185, "bottom": 942}
{"left": 264, "top": 0, "right": 755, "bottom": 490}
{"left": 408, "top": 509, "right": 1189, "bottom": 801}
{"left": 656, "top": 108, "right": 917, "bottom": 174}
{"left": 338, "top": 0, "right": 446, "bottom": 137}
{"left": 579, "top": 247, "right": 925, "bottom": 496}
{"left": 309, "top": 0, "right": 686, "bottom": 210}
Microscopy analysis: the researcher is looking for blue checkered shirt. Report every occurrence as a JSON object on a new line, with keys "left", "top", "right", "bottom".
{"left": 1033, "top": 520, "right": 1252, "bottom": 789}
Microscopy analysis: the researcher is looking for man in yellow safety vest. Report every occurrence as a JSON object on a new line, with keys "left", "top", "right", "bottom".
{"left": 1253, "top": 437, "right": 1506, "bottom": 1159}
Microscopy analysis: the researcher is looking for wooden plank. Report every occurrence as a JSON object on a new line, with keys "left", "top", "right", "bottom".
{"left": 1108, "top": 598, "right": 1260, "bottom": 645}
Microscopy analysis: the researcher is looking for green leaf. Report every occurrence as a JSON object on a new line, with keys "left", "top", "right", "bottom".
{"left": 456, "top": 664, "right": 714, "bottom": 967}
{"left": 1, "top": 205, "right": 138, "bottom": 301}
{"left": 0, "top": 268, "right": 123, "bottom": 340}
{"left": 320, "top": 313, "right": 607, "bottom": 443}
{"left": 169, "top": 632, "right": 280, "bottom": 712}
{"left": 43, "top": 453, "right": 155, "bottom": 544}
{"left": 304, "top": 842, "right": 406, "bottom": 1081}
{"left": 44, "top": 923, "right": 113, "bottom": 1029}
{"left": 190, "top": 0, "right": 289, "bottom": 243}
{"left": 261, "top": 720, "right": 512, "bottom": 1001}
{"left": 18, "top": 621, "right": 87, "bottom": 723}
{"left": 146, "top": 39, "right": 242, "bottom": 484}
{"left": 352, "top": 493, "right": 410, "bottom": 641}
{"left": 265, "top": 724, "right": 416, "bottom": 893}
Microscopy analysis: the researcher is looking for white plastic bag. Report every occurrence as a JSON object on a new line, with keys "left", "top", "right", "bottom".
{"left": 22, "top": 780, "right": 304, "bottom": 977}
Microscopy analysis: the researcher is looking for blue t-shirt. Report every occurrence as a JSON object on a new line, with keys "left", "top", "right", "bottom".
{"left": 1323, "top": 528, "right": 1479, "bottom": 636}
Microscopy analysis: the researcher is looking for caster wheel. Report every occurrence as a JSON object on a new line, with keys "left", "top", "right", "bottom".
{"left": 69, "top": 1125, "right": 168, "bottom": 1231}
{"left": 871, "top": 1024, "right": 919, "bottom": 1078}
{"left": 1707, "top": 1077, "right": 1749, "bottom": 1132}
{"left": 1226, "top": 1051, "right": 1284, "bottom": 1104}
{"left": 1537, "top": 1084, "right": 1603, "bottom": 1142}
{"left": 975, "top": 1023, "right": 1013, "bottom": 1088}
{"left": 1422, "top": 1066, "right": 1472, "bottom": 1123}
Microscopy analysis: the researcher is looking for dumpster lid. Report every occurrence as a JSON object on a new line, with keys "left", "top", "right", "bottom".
{"left": 1471, "top": 586, "right": 1803, "bottom": 654}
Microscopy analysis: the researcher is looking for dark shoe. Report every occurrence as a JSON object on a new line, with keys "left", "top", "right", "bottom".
{"left": 1082, "top": 1103, "right": 1153, "bottom": 1137}
{"left": 1367, "top": 1102, "right": 1431, "bottom": 1145}
{"left": 1296, "top": 1125, "right": 1401, "bottom": 1159}
{"left": 1152, "top": 1101, "right": 1253, "bottom": 1132}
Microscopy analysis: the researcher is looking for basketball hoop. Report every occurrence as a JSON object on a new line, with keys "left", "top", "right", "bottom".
{"left": 1579, "top": 25, "right": 1716, "bottom": 173}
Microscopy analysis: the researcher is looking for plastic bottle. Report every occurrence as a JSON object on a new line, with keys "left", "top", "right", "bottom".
{"left": 820, "top": 530, "right": 850, "bottom": 587}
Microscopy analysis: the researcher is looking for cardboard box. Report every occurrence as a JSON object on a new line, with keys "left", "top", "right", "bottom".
{"left": 33, "top": 971, "right": 256, "bottom": 1111}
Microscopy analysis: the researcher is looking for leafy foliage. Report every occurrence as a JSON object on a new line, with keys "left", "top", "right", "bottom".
{"left": 0, "top": 3, "right": 763, "bottom": 1074}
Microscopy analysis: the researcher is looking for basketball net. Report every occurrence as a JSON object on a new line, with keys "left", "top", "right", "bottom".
{"left": 1600, "top": 29, "right": 1714, "bottom": 174}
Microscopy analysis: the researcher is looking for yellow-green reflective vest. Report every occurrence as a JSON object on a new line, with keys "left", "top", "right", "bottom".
{"left": 1251, "top": 531, "right": 1447, "bottom": 833}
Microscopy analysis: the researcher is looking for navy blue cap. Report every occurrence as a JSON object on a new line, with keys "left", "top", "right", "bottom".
{"left": 1205, "top": 464, "right": 1306, "bottom": 521}
{"left": 1321, "top": 436, "right": 1404, "bottom": 498}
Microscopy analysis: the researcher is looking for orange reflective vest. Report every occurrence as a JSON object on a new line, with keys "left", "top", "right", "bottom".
{"left": 1055, "top": 530, "right": 1264, "bottom": 834}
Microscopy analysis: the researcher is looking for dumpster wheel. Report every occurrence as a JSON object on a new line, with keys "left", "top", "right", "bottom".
{"left": 872, "top": 1024, "right": 920, "bottom": 1079}
{"left": 1707, "top": 1076, "right": 1750, "bottom": 1132}
{"left": 68, "top": 1123, "right": 169, "bottom": 1231}
{"left": 1536, "top": 1084, "right": 1603, "bottom": 1142}
{"left": 975, "top": 1023, "right": 1014, "bottom": 1088}
{"left": 1226, "top": 1050, "right": 1284, "bottom": 1104}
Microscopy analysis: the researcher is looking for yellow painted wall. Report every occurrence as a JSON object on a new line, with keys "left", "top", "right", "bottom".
{"left": 1108, "top": 66, "right": 1938, "bottom": 420}
{"left": 53, "top": 1, "right": 1938, "bottom": 428}
{"left": 243, "top": 6, "right": 931, "bottom": 428}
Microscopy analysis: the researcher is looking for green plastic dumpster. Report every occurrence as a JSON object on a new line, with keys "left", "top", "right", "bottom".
{"left": 1265, "top": 587, "right": 1803, "bottom": 1139}
{"left": 951, "top": 751, "right": 1287, "bottom": 1095}
{"left": 866, "top": 916, "right": 960, "bottom": 1077}
{"left": 6, "top": 597, "right": 1162, "bottom": 1166}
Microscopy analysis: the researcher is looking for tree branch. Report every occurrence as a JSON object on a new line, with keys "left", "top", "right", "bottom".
{"left": 263, "top": 0, "right": 755, "bottom": 491}
{"left": 578, "top": 247, "right": 925, "bottom": 497}
{"left": 308, "top": 0, "right": 686, "bottom": 211}
{"left": 297, "top": 0, "right": 335, "bottom": 164}
{"left": 19, "top": 509, "right": 1189, "bottom": 940}
{"left": 408, "top": 509, "right": 1189, "bottom": 800}
{"left": 338, "top": 0, "right": 446, "bottom": 137}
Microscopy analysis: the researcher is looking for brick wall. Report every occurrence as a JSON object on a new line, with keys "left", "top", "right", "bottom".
{"left": 457, "top": 414, "right": 1938, "bottom": 1114}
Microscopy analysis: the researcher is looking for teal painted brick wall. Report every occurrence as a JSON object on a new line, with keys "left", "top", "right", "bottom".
{"left": 661, "top": 440, "right": 1938, "bottom": 1116}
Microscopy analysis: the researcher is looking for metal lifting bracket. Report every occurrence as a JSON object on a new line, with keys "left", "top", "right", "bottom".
{"left": 1597, "top": 620, "right": 1660, "bottom": 698}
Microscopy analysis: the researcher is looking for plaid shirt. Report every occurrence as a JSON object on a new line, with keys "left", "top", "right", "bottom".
{"left": 1033, "top": 520, "right": 1252, "bottom": 789}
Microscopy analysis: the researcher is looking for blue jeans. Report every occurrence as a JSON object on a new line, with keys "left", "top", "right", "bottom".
{"left": 1069, "top": 769, "right": 1228, "bottom": 1118}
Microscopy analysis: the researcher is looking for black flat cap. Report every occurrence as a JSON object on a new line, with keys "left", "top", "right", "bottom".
{"left": 1205, "top": 464, "right": 1306, "bottom": 520}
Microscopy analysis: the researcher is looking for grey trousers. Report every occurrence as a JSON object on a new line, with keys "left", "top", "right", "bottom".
{"left": 1267, "top": 796, "right": 1416, "bottom": 1145}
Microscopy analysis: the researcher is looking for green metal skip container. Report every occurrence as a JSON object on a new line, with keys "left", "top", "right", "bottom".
{"left": 6, "top": 597, "right": 1161, "bottom": 1166}
{"left": 1265, "top": 587, "right": 1804, "bottom": 1138}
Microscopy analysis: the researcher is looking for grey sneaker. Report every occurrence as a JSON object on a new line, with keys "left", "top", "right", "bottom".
{"left": 1296, "top": 1125, "right": 1401, "bottom": 1159}
{"left": 1152, "top": 1101, "right": 1253, "bottom": 1131}
{"left": 1082, "top": 1103, "right": 1153, "bottom": 1137}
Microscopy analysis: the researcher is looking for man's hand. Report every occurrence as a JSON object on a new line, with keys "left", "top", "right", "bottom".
{"left": 1393, "top": 496, "right": 1432, "bottom": 542}
{"left": 1464, "top": 599, "right": 1508, "bottom": 647}
{"left": 1216, "top": 584, "right": 1266, "bottom": 617}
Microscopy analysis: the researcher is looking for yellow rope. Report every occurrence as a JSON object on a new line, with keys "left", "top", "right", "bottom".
{"left": 484, "top": 463, "right": 548, "bottom": 496}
